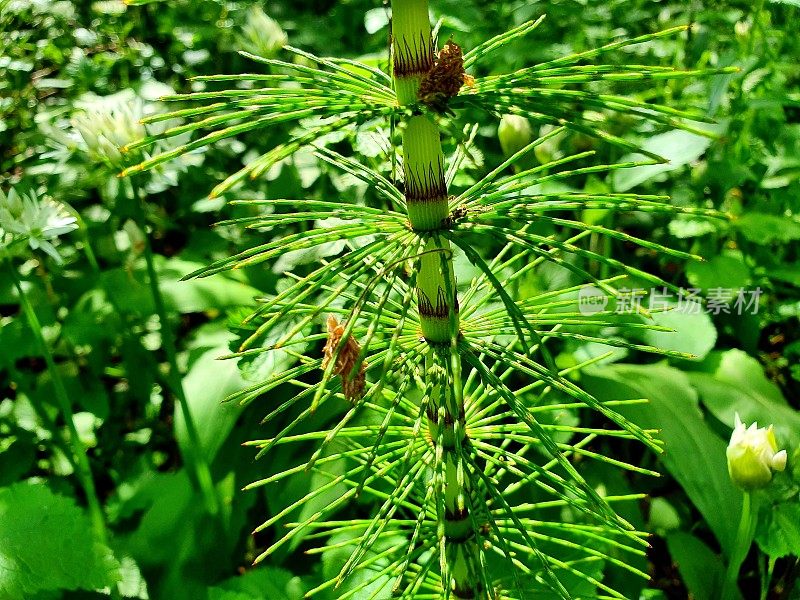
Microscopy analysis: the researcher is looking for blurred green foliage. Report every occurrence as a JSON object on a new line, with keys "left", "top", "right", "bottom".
{"left": 1, "top": 0, "right": 799, "bottom": 598}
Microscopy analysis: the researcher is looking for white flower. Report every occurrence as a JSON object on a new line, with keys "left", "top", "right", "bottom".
{"left": 238, "top": 7, "right": 287, "bottom": 59}
{"left": 0, "top": 187, "right": 78, "bottom": 263}
{"left": 726, "top": 413, "right": 787, "bottom": 491}
{"left": 67, "top": 89, "right": 198, "bottom": 193}
{"left": 71, "top": 93, "right": 148, "bottom": 169}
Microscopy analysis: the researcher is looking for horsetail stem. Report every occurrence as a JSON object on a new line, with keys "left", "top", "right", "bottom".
{"left": 393, "top": 1, "right": 480, "bottom": 596}
{"left": 392, "top": 0, "right": 434, "bottom": 105}
{"left": 403, "top": 115, "right": 449, "bottom": 230}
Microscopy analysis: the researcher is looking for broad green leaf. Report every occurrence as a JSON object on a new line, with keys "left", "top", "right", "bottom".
{"left": 124, "top": 471, "right": 195, "bottom": 565}
{"left": 688, "top": 349, "right": 800, "bottom": 447}
{"left": 363, "top": 7, "right": 390, "bottom": 34}
{"left": 756, "top": 502, "right": 800, "bottom": 558}
{"left": 208, "top": 590, "right": 252, "bottom": 600}
{"left": 668, "top": 216, "right": 718, "bottom": 239}
{"left": 0, "top": 317, "right": 42, "bottom": 368}
{"left": 101, "top": 258, "right": 259, "bottom": 316}
{"left": 159, "top": 258, "right": 260, "bottom": 314}
{"left": 296, "top": 437, "right": 349, "bottom": 530}
{"left": 175, "top": 328, "right": 249, "bottom": 463}
{"left": 686, "top": 253, "right": 750, "bottom": 292}
{"left": 583, "top": 364, "right": 742, "bottom": 556}
{"left": 734, "top": 213, "right": 800, "bottom": 244}
{"left": 117, "top": 555, "right": 149, "bottom": 600}
{"left": 209, "top": 566, "right": 306, "bottom": 600}
{"left": 120, "top": 465, "right": 254, "bottom": 596}
{"left": 322, "top": 528, "right": 404, "bottom": 599}
{"left": 230, "top": 309, "right": 310, "bottom": 384}
{"left": 770, "top": 267, "right": 800, "bottom": 287}
{"left": 648, "top": 497, "right": 681, "bottom": 533}
{"left": 641, "top": 302, "right": 717, "bottom": 361}
{"left": 0, "top": 483, "right": 120, "bottom": 600}
{"left": 666, "top": 532, "right": 739, "bottom": 600}
{"left": 612, "top": 126, "right": 724, "bottom": 192}
{"left": 0, "top": 438, "right": 35, "bottom": 486}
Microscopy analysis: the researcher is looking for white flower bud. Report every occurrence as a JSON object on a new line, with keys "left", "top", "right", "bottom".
{"left": 498, "top": 114, "right": 532, "bottom": 158}
{"left": 727, "top": 413, "right": 787, "bottom": 491}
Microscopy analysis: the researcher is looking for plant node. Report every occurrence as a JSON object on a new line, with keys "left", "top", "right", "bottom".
{"left": 419, "top": 40, "right": 474, "bottom": 113}
{"left": 441, "top": 204, "right": 468, "bottom": 228}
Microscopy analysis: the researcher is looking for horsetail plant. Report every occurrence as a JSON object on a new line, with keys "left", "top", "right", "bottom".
{"left": 124, "top": 3, "right": 731, "bottom": 598}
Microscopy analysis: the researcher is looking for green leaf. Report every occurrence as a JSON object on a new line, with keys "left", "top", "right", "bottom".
{"left": 0, "top": 438, "right": 35, "bottom": 486}
{"left": 770, "top": 266, "right": 800, "bottom": 287}
{"left": 159, "top": 258, "right": 260, "bottom": 314}
{"left": 296, "top": 438, "right": 349, "bottom": 530}
{"left": 756, "top": 502, "right": 800, "bottom": 558}
{"left": 612, "top": 126, "right": 723, "bottom": 192}
{"left": 321, "top": 527, "right": 402, "bottom": 598}
{"left": 641, "top": 302, "right": 717, "bottom": 361}
{"left": 0, "top": 317, "right": 42, "bottom": 368}
{"left": 583, "top": 364, "right": 742, "bottom": 557}
{"left": 666, "top": 532, "right": 738, "bottom": 600}
{"left": 686, "top": 254, "right": 750, "bottom": 292}
{"left": 648, "top": 497, "right": 681, "bottom": 533}
{"left": 363, "top": 7, "right": 390, "bottom": 34}
{"left": 117, "top": 555, "right": 149, "bottom": 600}
{"left": 175, "top": 328, "right": 250, "bottom": 463}
{"left": 123, "top": 471, "right": 194, "bottom": 565}
{"left": 668, "top": 216, "right": 718, "bottom": 239}
{"left": 101, "top": 258, "right": 259, "bottom": 316}
{"left": 227, "top": 307, "right": 310, "bottom": 385}
{"left": 734, "top": 213, "right": 800, "bottom": 244}
{"left": 0, "top": 482, "right": 120, "bottom": 600}
{"left": 209, "top": 566, "right": 307, "bottom": 600}
{"left": 688, "top": 349, "right": 800, "bottom": 447}
{"left": 208, "top": 590, "right": 252, "bottom": 600}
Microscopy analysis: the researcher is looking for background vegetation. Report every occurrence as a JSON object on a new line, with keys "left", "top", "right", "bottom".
{"left": 1, "top": 0, "right": 799, "bottom": 598}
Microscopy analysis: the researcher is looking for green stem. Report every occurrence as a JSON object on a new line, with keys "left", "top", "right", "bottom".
{"left": 392, "top": 0, "right": 433, "bottom": 105}
{"left": 392, "top": 1, "right": 481, "bottom": 596}
{"left": 124, "top": 179, "right": 220, "bottom": 515}
{"left": 73, "top": 211, "right": 102, "bottom": 274}
{"left": 8, "top": 261, "right": 108, "bottom": 542}
{"left": 747, "top": 0, "right": 766, "bottom": 56}
{"left": 723, "top": 491, "right": 752, "bottom": 600}
{"left": 760, "top": 555, "right": 776, "bottom": 600}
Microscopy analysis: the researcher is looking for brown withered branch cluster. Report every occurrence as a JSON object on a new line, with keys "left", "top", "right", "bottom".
{"left": 323, "top": 315, "right": 367, "bottom": 402}
{"left": 418, "top": 40, "right": 474, "bottom": 111}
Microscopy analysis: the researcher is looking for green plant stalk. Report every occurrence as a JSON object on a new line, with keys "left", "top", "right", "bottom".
{"left": 392, "top": 1, "right": 481, "bottom": 596}
{"left": 125, "top": 179, "right": 220, "bottom": 515}
{"left": 747, "top": 0, "right": 766, "bottom": 56}
{"left": 8, "top": 261, "right": 108, "bottom": 543}
{"left": 760, "top": 554, "right": 776, "bottom": 600}
{"left": 392, "top": 0, "right": 433, "bottom": 106}
{"left": 723, "top": 491, "right": 752, "bottom": 600}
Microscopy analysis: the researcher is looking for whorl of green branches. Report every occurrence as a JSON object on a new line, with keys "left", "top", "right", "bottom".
{"left": 125, "top": 3, "right": 731, "bottom": 598}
